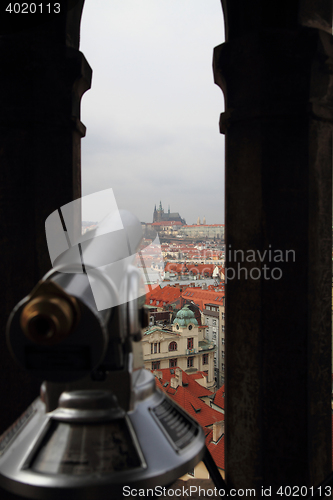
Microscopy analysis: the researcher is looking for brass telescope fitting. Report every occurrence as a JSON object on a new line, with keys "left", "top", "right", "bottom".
{"left": 20, "top": 280, "right": 80, "bottom": 345}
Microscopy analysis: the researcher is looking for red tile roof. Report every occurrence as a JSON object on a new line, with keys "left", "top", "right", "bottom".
{"left": 182, "top": 288, "right": 225, "bottom": 310}
{"left": 206, "top": 431, "right": 225, "bottom": 470}
{"left": 184, "top": 225, "right": 225, "bottom": 228}
{"left": 165, "top": 385, "right": 224, "bottom": 428}
{"left": 154, "top": 368, "right": 225, "bottom": 471}
{"left": 189, "top": 371, "right": 207, "bottom": 381}
{"left": 164, "top": 263, "right": 187, "bottom": 273}
{"left": 145, "top": 285, "right": 182, "bottom": 307}
{"left": 154, "top": 368, "right": 221, "bottom": 428}
{"left": 155, "top": 377, "right": 165, "bottom": 391}
{"left": 213, "top": 384, "right": 225, "bottom": 410}
{"left": 155, "top": 368, "right": 213, "bottom": 398}
{"left": 165, "top": 263, "right": 217, "bottom": 277}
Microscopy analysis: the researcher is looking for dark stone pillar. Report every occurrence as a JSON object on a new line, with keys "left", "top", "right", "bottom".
{"left": 214, "top": 4, "right": 332, "bottom": 493}
{"left": 0, "top": 2, "right": 91, "bottom": 497}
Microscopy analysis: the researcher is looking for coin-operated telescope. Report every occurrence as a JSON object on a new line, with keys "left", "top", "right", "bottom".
{"left": 0, "top": 206, "right": 227, "bottom": 500}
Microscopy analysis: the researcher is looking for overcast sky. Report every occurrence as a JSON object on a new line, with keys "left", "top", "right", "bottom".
{"left": 79, "top": 1, "right": 225, "bottom": 225}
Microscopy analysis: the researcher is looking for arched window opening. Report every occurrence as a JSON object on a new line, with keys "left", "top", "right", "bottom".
{"left": 169, "top": 341, "right": 177, "bottom": 352}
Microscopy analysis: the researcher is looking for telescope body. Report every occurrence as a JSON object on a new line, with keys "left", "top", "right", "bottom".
{"left": 0, "top": 210, "right": 206, "bottom": 499}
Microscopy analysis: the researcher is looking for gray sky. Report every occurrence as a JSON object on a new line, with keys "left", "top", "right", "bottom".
{"left": 80, "top": 1, "right": 225, "bottom": 225}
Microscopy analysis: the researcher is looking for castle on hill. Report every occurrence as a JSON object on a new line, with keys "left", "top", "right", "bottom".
{"left": 153, "top": 201, "right": 186, "bottom": 225}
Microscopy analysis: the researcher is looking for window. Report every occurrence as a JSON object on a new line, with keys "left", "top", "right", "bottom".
{"left": 151, "top": 342, "right": 160, "bottom": 354}
{"left": 187, "top": 357, "right": 194, "bottom": 368}
{"left": 152, "top": 361, "right": 160, "bottom": 370}
{"left": 222, "top": 325, "right": 225, "bottom": 332}
{"left": 169, "top": 358, "right": 177, "bottom": 368}
{"left": 213, "top": 319, "right": 217, "bottom": 326}
{"left": 222, "top": 312, "right": 225, "bottom": 320}
{"left": 222, "top": 351, "right": 225, "bottom": 358}
{"left": 203, "top": 353, "right": 209, "bottom": 364}
{"left": 169, "top": 341, "right": 177, "bottom": 352}
{"left": 187, "top": 338, "right": 194, "bottom": 349}
{"left": 187, "top": 468, "right": 195, "bottom": 477}
{"left": 222, "top": 363, "right": 225, "bottom": 372}
{"left": 222, "top": 338, "right": 225, "bottom": 345}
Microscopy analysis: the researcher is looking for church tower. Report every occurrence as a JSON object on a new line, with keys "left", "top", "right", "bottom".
{"left": 157, "top": 201, "right": 164, "bottom": 222}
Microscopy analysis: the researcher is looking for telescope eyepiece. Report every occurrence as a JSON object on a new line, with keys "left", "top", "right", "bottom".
{"left": 19, "top": 282, "right": 80, "bottom": 346}
{"left": 27, "top": 313, "right": 56, "bottom": 339}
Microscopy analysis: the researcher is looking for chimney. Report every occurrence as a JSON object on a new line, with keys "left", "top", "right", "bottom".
{"left": 170, "top": 377, "right": 178, "bottom": 388}
{"left": 175, "top": 368, "right": 182, "bottom": 387}
{"left": 153, "top": 370, "right": 162, "bottom": 380}
{"left": 170, "top": 368, "right": 182, "bottom": 389}
{"left": 213, "top": 421, "right": 225, "bottom": 443}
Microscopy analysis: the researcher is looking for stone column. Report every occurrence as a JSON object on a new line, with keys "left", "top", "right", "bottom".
{"left": 0, "top": 4, "right": 91, "bottom": 498}
{"left": 214, "top": 3, "right": 332, "bottom": 492}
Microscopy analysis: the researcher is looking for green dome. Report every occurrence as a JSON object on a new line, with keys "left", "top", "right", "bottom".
{"left": 173, "top": 305, "right": 198, "bottom": 327}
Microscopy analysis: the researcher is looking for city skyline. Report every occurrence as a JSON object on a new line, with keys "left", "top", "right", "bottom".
{"left": 79, "top": 1, "right": 225, "bottom": 225}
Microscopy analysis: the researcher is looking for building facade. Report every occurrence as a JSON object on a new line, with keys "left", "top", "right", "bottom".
{"left": 141, "top": 305, "right": 215, "bottom": 390}
{"left": 179, "top": 224, "right": 224, "bottom": 240}
{"left": 202, "top": 301, "right": 225, "bottom": 388}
